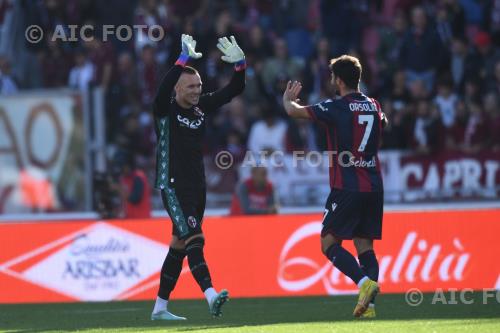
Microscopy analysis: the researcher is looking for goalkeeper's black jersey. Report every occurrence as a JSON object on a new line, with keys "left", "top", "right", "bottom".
{"left": 153, "top": 64, "right": 245, "bottom": 191}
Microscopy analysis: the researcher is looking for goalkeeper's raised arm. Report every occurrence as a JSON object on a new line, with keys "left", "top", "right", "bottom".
{"left": 199, "top": 36, "right": 247, "bottom": 110}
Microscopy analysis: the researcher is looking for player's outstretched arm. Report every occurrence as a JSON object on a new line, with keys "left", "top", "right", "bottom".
{"left": 200, "top": 36, "right": 246, "bottom": 110}
{"left": 154, "top": 34, "right": 202, "bottom": 115}
{"left": 283, "top": 81, "right": 311, "bottom": 119}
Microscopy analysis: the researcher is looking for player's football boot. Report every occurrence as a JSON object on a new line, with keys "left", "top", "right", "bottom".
{"left": 360, "top": 303, "right": 376, "bottom": 318}
{"left": 151, "top": 310, "right": 187, "bottom": 321}
{"left": 209, "top": 289, "right": 229, "bottom": 317}
{"left": 353, "top": 279, "right": 379, "bottom": 317}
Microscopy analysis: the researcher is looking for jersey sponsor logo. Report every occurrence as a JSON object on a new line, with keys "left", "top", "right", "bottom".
{"left": 188, "top": 216, "right": 197, "bottom": 228}
{"left": 177, "top": 114, "right": 204, "bottom": 129}
{"left": 349, "top": 102, "right": 377, "bottom": 112}
{"left": 350, "top": 155, "right": 377, "bottom": 168}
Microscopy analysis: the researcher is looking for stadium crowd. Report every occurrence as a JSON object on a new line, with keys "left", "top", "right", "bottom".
{"left": 2, "top": 0, "right": 500, "bottom": 169}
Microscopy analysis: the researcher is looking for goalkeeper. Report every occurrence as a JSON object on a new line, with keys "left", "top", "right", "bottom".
{"left": 151, "top": 34, "right": 246, "bottom": 320}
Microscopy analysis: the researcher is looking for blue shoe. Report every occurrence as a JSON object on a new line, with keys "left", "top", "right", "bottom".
{"left": 209, "top": 289, "right": 229, "bottom": 317}
{"left": 151, "top": 310, "right": 186, "bottom": 321}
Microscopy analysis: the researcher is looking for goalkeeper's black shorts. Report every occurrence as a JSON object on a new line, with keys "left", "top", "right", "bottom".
{"left": 321, "top": 189, "right": 383, "bottom": 240}
{"left": 160, "top": 186, "right": 206, "bottom": 240}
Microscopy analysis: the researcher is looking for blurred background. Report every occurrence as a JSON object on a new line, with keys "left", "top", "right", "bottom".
{"left": 1, "top": 0, "right": 499, "bottom": 220}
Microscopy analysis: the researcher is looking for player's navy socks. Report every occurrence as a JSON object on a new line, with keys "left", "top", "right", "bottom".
{"left": 186, "top": 237, "right": 213, "bottom": 291}
{"left": 158, "top": 247, "right": 186, "bottom": 300}
{"left": 326, "top": 243, "right": 365, "bottom": 285}
{"left": 358, "top": 250, "right": 379, "bottom": 282}
{"left": 359, "top": 249, "right": 379, "bottom": 304}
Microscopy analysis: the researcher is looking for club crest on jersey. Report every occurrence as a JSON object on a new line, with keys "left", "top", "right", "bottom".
{"left": 317, "top": 103, "right": 328, "bottom": 112}
{"left": 193, "top": 106, "right": 204, "bottom": 117}
{"left": 315, "top": 99, "right": 332, "bottom": 112}
{"left": 188, "top": 216, "right": 197, "bottom": 228}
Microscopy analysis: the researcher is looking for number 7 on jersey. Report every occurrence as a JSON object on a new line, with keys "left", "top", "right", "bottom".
{"left": 357, "top": 114, "right": 374, "bottom": 152}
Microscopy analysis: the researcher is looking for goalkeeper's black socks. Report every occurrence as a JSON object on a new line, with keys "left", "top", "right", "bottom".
{"left": 359, "top": 249, "right": 379, "bottom": 304}
{"left": 325, "top": 243, "right": 365, "bottom": 285}
{"left": 186, "top": 237, "right": 213, "bottom": 292}
{"left": 158, "top": 247, "right": 186, "bottom": 300}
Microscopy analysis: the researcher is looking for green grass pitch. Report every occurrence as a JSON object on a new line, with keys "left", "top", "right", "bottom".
{"left": 1, "top": 292, "right": 499, "bottom": 332}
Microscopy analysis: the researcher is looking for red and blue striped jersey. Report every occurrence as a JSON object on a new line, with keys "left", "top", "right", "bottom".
{"left": 306, "top": 92, "right": 384, "bottom": 192}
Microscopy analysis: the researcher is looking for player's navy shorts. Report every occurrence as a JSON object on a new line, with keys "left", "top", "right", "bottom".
{"left": 160, "top": 186, "right": 206, "bottom": 240}
{"left": 321, "top": 189, "right": 383, "bottom": 240}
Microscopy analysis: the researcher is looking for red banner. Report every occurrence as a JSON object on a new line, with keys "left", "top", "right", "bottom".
{"left": 390, "top": 151, "right": 500, "bottom": 202}
{"left": 1, "top": 210, "right": 499, "bottom": 303}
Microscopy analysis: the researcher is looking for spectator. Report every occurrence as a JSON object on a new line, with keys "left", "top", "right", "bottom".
{"left": 380, "top": 99, "right": 409, "bottom": 149}
{"left": 449, "top": 37, "right": 469, "bottom": 90}
{"left": 486, "top": 59, "right": 500, "bottom": 95}
{"left": 39, "top": 34, "right": 70, "bottom": 88}
{"left": 434, "top": 76, "right": 458, "bottom": 128}
{"left": 483, "top": 92, "right": 500, "bottom": 151}
{"left": 399, "top": 6, "right": 444, "bottom": 91}
{"left": 247, "top": 107, "right": 287, "bottom": 154}
{"left": 133, "top": 0, "right": 170, "bottom": 55}
{"left": 376, "top": 10, "right": 408, "bottom": 88}
{"left": 387, "top": 70, "right": 411, "bottom": 110}
{"left": 443, "top": 97, "right": 488, "bottom": 154}
{"left": 435, "top": 0, "right": 465, "bottom": 46}
{"left": 462, "top": 76, "right": 482, "bottom": 105}
{"left": 244, "top": 25, "right": 273, "bottom": 60}
{"left": 137, "top": 44, "right": 159, "bottom": 107}
{"left": 83, "top": 35, "right": 115, "bottom": 93}
{"left": 467, "top": 31, "right": 500, "bottom": 84}
{"left": 115, "top": 51, "right": 140, "bottom": 108}
{"left": 114, "top": 151, "right": 151, "bottom": 219}
{"left": 261, "top": 38, "right": 304, "bottom": 90}
{"left": 213, "top": 96, "right": 249, "bottom": 149}
{"left": 320, "top": 0, "right": 361, "bottom": 56}
{"left": 285, "top": 118, "right": 317, "bottom": 153}
{"left": 68, "top": 49, "right": 94, "bottom": 92}
{"left": 410, "top": 99, "right": 443, "bottom": 153}
{"left": 230, "top": 166, "right": 278, "bottom": 215}
{"left": 463, "top": 101, "right": 488, "bottom": 152}
{"left": 0, "top": 55, "right": 17, "bottom": 94}
{"left": 304, "top": 37, "right": 333, "bottom": 102}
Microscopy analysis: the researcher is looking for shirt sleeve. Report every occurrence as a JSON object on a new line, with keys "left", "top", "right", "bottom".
{"left": 153, "top": 64, "right": 184, "bottom": 118}
{"left": 199, "top": 66, "right": 246, "bottom": 112}
{"left": 305, "top": 99, "right": 336, "bottom": 125}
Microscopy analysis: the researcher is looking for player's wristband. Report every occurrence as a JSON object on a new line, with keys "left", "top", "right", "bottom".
{"left": 234, "top": 59, "right": 247, "bottom": 71}
{"left": 175, "top": 53, "right": 189, "bottom": 67}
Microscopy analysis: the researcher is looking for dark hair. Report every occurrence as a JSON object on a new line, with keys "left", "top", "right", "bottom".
{"left": 182, "top": 66, "right": 199, "bottom": 75}
{"left": 329, "top": 55, "right": 362, "bottom": 90}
